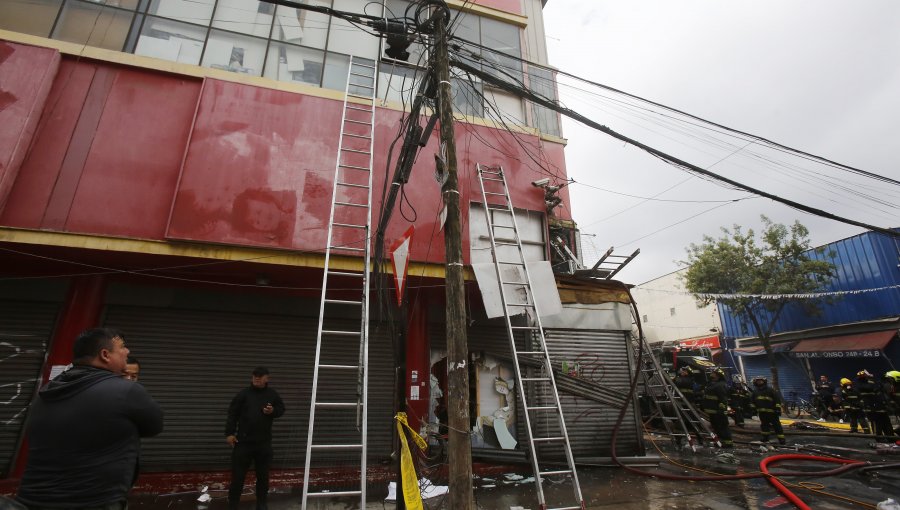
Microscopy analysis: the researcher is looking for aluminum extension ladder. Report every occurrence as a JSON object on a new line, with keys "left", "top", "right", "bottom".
{"left": 302, "top": 56, "right": 378, "bottom": 510}
{"left": 633, "top": 333, "right": 719, "bottom": 450}
{"left": 476, "top": 164, "right": 584, "bottom": 510}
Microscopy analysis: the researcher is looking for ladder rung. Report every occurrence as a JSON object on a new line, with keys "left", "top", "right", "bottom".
{"left": 479, "top": 169, "right": 502, "bottom": 175}
{"left": 498, "top": 261, "right": 525, "bottom": 265}
{"left": 510, "top": 326, "right": 540, "bottom": 330}
{"left": 333, "top": 222, "right": 367, "bottom": 229}
{"left": 324, "top": 299, "right": 362, "bottom": 306}
{"left": 346, "top": 105, "right": 372, "bottom": 112}
{"left": 342, "top": 133, "right": 371, "bottom": 139}
{"left": 339, "top": 164, "right": 370, "bottom": 171}
{"left": 352, "top": 62, "right": 376, "bottom": 69}
{"left": 518, "top": 351, "right": 545, "bottom": 355}
{"left": 349, "top": 71, "right": 372, "bottom": 79}
{"left": 335, "top": 201, "right": 368, "bottom": 208}
{"left": 539, "top": 469, "right": 572, "bottom": 476}
{"left": 345, "top": 119, "right": 370, "bottom": 125}
{"left": 318, "top": 364, "right": 359, "bottom": 370}
{"left": 347, "top": 93, "right": 373, "bottom": 100}
{"left": 321, "top": 330, "right": 360, "bottom": 336}
{"left": 349, "top": 82, "right": 374, "bottom": 90}
{"left": 507, "top": 303, "right": 534, "bottom": 307}
{"left": 340, "top": 148, "right": 371, "bottom": 154}
{"left": 484, "top": 191, "right": 506, "bottom": 196}
{"left": 495, "top": 241, "right": 519, "bottom": 246}
{"left": 521, "top": 377, "right": 551, "bottom": 382}
{"left": 526, "top": 406, "right": 557, "bottom": 411}
{"left": 307, "top": 490, "right": 363, "bottom": 498}
{"left": 532, "top": 436, "right": 565, "bottom": 442}
{"left": 482, "top": 177, "right": 505, "bottom": 182}
{"left": 310, "top": 443, "right": 363, "bottom": 450}
{"left": 486, "top": 205, "right": 510, "bottom": 211}
{"left": 502, "top": 281, "right": 530, "bottom": 286}
{"left": 331, "top": 246, "right": 365, "bottom": 252}
{"left": 328, "top": 270, "right": 365, "bottom": 277}
{"left": 316, "top": 402, "right": 360, "bottom": 408}
{"left": 547, "top": 506, "right": 582, "bottom": 510}
{"left": 336, "top": 181, "right": 370, "bottom": 188}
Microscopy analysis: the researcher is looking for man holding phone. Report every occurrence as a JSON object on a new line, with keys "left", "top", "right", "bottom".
{"left": 225, "top": 367, "right": 285, "bottom": 510}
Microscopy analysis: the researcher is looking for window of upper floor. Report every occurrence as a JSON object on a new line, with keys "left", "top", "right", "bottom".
{"left": 0, "top": 0, "right": 560, "bottom": 137}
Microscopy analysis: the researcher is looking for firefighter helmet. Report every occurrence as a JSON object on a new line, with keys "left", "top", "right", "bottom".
{"left": 840, "top": 377, "right": 851, "bottom": 386}
{"left": 710, "top": 368, "right": 725, "bottom": 380}
{"left": 885, "top": 371, "right": 900, "bottom": 382}
{"left": 856, "top": 369, "right": 872, "bottom": 378}
{"left": 752, "top": 376, "right": 767, "bottom": 386}
{"left": 678, "top": 366, "right": 692, "bottom": 375}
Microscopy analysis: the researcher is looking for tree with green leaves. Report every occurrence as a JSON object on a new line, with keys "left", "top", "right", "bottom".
{"left": 682, "top": 216, "right": 835, "bottom": 394}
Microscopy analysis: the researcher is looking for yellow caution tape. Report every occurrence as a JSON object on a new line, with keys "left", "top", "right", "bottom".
{"left": 395, "top": 413, "right": 424, "bottom": 510}
{"left": 396, "top": 412, "right": 428, "bottom": 451}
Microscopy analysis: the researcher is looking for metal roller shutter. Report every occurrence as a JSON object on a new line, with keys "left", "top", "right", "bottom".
{"left": 103, "top": 304, "right": 395, "bottom": 472}
{"left": 742, "top": 355, "right": 812, "bottom": 404}
{"left": 543, "top": 328, "right": 642, "bottom": 459}
{"left": 0, "top": 300, "right": 60, "bottom": 476}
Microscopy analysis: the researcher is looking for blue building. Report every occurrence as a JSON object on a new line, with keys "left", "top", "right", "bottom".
{"left": 718, "top": 230, "right": 900, "bottom": 402}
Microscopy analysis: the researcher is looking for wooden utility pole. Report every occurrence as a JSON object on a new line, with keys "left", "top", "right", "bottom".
{"left": 433, "top": 9, "right": 475, "bottom": 510}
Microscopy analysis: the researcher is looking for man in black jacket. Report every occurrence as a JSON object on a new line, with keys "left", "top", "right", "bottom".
{"left": 701, "top": 369, "right": 733, "bottom": 448}
{"left": 226, "top": 367, "right": 285, "bottom": 510}
{"left": 16, "top": 328, "right": 164, "bottom": 509}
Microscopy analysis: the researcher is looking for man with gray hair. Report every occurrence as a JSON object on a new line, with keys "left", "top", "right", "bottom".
{"left": 16, "top": 328, "right": 164, "bottom": 509}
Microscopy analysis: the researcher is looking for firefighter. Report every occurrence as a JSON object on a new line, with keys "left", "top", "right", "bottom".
{"left": 840, "top": 377, "right": 870, "bottom": 434}
{"left": 751, "top": 376, "right": 785, "bottom": 445}
{"left": 885, "top": 371, "right": 900, "bottom": 435}
{"left": 674, "top": 366, "right": 698, "bottom": 405}
{"left": 856, "top": 369, "right": 889, "bottom": 436}
{"left": 701, "top": 368, "right": 733, "bottom": 448}
{"left": 728, "top": 376, "right": 751, "bottom": 427}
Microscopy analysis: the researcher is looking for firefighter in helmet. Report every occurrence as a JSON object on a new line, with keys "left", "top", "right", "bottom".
{"left": 750, "top": 376, "right": 785, "bottom": 445}
{"left": 701, "top": 368, "right": 733, "bottom": 448}
{"left": 674, "top": 366, "right": 698, "bottom": 407}
{"left": 857, "top": 369, "right": 890, "bottom": 437}
{"left": 885, "top": 371, "right": 900, "bottom": 435}
{"left": 840, "top": 376, "right": 869, "bottom": 434}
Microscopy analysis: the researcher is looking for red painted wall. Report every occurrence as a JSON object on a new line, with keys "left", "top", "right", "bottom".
{"left": 0, "top": 42, "right": 59, "bottom": 212}
{"left": 0, "top": 42, "right": 570, "bottom": 265}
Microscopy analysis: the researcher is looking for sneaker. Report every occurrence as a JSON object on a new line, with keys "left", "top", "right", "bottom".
{"left": 816, "top": 418, "right": 825, "bottom": 422}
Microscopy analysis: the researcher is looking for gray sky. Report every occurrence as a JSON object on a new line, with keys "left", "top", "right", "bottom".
{"left": 542, "top": 1, "right": 900, "bottom": 284}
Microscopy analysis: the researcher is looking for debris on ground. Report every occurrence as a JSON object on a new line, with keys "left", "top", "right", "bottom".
{"left": 789, "top": 421, "right": 829, "bottom": 430}
{"left": 715, "top": 452, "right": 740, "bottom": 464}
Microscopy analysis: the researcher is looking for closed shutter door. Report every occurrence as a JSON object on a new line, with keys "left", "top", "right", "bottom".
{"left": 543, "top": 328, "right": 642, "bottom": 459}
{"left": 0, "top": 300, "right": 60, "bottom": 476}
{"left": 103, "top": 305, "right": 395, "bottom": 472}
{"left": 743, "top": 355, "right": 811, "bottom": 403}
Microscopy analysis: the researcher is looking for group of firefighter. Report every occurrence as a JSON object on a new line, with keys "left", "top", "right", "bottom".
{"left": 673, "top": 365, "right": 900, "bottom": 448}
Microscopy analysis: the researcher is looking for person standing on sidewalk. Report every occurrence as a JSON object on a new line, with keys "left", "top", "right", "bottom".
{"left": 225, "top": 367, "right": 285, "bottom": 510}
{"left": 815, "top": 375, "right": 835, "bottom": 420}
{"left": 751, "top": 376, "right": 785, "bottom": 445}
{"left": 701, "top": 369, "right": 733, "bottom": 448}
{"left": 16, "top": 328, "right": 164, "bottom": 509}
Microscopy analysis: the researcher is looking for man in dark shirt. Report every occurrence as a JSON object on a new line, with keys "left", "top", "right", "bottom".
{"left": 815, "top": 375, "right": 835, "bottom": 420}
{"left": 16, "top": 328, "right": 164, "bottom": 509}
{"left": 225, "top": 367, "right": 285, "bottom": 510}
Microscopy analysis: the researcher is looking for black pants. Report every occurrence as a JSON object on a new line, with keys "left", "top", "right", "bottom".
{"left": 708, "top": 413, "right": 733, "bottom": 447}
{"left": 229, "top": 442, "right": 273, "bottom": 509}
{"left": 759, "top": 412, "right": 785, "bottom": 443}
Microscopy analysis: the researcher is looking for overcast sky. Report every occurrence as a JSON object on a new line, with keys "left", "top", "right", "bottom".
{"left": 541, "top": 1, "right": 900, "bottom": 284}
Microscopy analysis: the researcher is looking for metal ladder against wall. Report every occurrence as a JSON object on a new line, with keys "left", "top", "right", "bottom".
{"left": 302, "top": 56, "right": 378, "bottom": 510}
{"left": 633, "top": 333, "right": 720, "bottom": 450}
{"left": 476, "top": 164, "right": 584, "bottom": 510}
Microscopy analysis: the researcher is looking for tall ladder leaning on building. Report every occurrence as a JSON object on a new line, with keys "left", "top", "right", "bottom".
{"left": 302, "top": 56, "right": 378, "bottom": 510}
{"left": 476, "top": 164, "right": 585, "bottom": 510}
{"left": 631, "top": 330, "right": 720, "bottom": 450}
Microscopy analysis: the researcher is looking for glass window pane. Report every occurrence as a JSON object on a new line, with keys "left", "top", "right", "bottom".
{"left": 451, "top": 77, "right": 482, "bottom": 118}
{"left": 377, "top": 62, "right": 420, "bottom": 105}
{"left": 149, "top": 0, "right": 215, "bottom": 26}
{"left": 321, "top": 51, "right": 349, "bottom": 91}
{"left": 274, "top": 1, "right": 330, "bottom": 49}
{"left": 528, "top": 67, "right": 560, "bottom": 137}
{"left": 202, "top": 30, "right": 267, "bottom": 76}
{"left": 479, "top": 17, "right": 522, "bottom": 83}
{"left": 135, "top": 15, "right": 206, "bottom": 65}
{"left": 327, "top": 0, "right": 381, "bottom": 60}
{"left": 212, "top": 0, "right": 273, "bottom": 38}
{"left": 0, "top": 0, "right": 63, "bottom": 38}
{"left": 52, "top": 1, "right": 134, "bottom": 51}
{"left": 264, "top": 42, "right": 324, "bottom": 86}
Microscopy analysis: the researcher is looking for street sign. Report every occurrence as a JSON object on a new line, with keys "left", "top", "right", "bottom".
{"left": 390, "top": 226, "right": 414, "bottom": 306}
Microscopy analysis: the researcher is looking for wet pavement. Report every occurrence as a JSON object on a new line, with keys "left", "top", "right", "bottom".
{"left": 7, "top": 420, "right": 900, "bottom": 509}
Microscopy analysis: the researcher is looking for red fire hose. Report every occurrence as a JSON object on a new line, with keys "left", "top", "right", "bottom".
{"left": 759, "top": 454, "right": 867, "bottom": 510}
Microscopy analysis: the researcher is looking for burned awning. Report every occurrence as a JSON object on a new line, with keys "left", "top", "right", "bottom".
{"left": 789, "top": 330, "right": 897, "bottom": 359}
{"left": 732, "top": 342, "right": 796, "bottom": 357}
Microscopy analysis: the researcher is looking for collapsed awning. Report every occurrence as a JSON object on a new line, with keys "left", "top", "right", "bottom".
{"left": 789, "top": 330, "right": 897, "bottom": 358}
